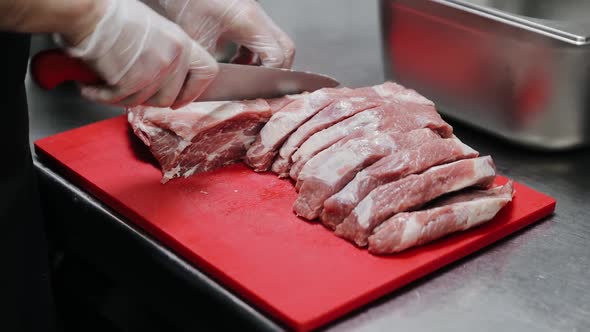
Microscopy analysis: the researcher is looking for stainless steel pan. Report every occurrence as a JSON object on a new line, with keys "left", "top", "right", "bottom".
{"left": 380, "top": 0, "right": 590, "bottom": 149}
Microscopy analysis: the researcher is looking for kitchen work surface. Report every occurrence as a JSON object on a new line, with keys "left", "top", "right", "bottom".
{"left": 35, "top": 115, "right": 555, "bottom": 331}
{"left": 28, "top": 1, "right": 590, "bottom": 331}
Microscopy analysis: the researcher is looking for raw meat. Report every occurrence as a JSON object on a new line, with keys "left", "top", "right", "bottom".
{"left": 125, "top": 79, "right": 516, "bottom": 255}
{"left": 289, "top": 102, "right": 453, "bottom": 180}
{"left": 271, "top": 82, "right": 435, "bottom": 177}
{"left": 289, "top": 110, "right": 383, "bottom": 180}
{"left": 371, "top": 82, "right": 435, "bottom": 106}
{"left": 293, "top": 128, "right": 441, "bottom": 220}
{"left": 321, "top": 137, "right": 479, "bottom": 229}
{"left": 267, "top": 93, "right": 305, "bottom": 114}
{"left": 271, "top": 96, "right": 380, "bottom": 177}
{"left": 335, "top": 156, "right": 497, "bottom": 246}
{"left": 128, "top": 99, "right": 272, "bottom": 183}
{"left": 245, "top": 87, "right": 350, "bottom": 172}
{"left": 368, "top": 181, "right": 514, "bottom": 254}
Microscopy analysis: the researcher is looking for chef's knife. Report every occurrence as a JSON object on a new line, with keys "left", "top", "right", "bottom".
{"left": 30, "top": 49, "right": 340, "bottom": 101}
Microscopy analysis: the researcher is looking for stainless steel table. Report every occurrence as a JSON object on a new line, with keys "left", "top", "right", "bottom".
{"left": 27, "top": 1, "right": 589, "bottom": 331}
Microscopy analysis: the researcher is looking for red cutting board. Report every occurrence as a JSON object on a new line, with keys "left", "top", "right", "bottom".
{"left": 35, "top": 115, "right": 556, "bottom": 332}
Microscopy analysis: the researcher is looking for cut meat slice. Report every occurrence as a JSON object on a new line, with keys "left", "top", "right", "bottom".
{"left": 267, "top": 93, "right": 305, "bottom": 114}
{"left": 368, "top": 181, "right": 514, "bottom": 254}
{"left": 128, "top": 99, "right": 272, "bottom": 183}
{"left": 335, "top": 156, "right": 497, "bottom": 246}
{"left": 321, "top": 137, "right": 479, "bottom": 229}
{"left": 289, "top": 102, "right": 453, "bottom": 180}
{"left": 289, "top": 110, "right": 382, "bottom": 180}
{"left": 293, "top": 128, "right": 441, "bottom": 220}
{"left": 245, "top": 87, "right": 351, "bottom": 172}
{"left": 271, "top": 82, "right": 435, "bottom": 177}
{"left": 271, "top": 96, "right": 380, "bottom": 177}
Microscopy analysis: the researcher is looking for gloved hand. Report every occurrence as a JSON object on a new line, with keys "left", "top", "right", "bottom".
{"left": 156, "top": 0, "right": 295, "bottom": 69}
{"left": 55, "top": 0, "right": 219, "bottom": 109}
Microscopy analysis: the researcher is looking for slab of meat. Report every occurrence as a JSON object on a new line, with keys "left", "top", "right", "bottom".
{"left": 321, "top": 137, "right": 479, "bottom": 229}
{"left": 128, "top": 99, "right": 272, "bottom": 183}
{"left": 335, "top": 156, "right": 497, "bottom": 246}
{"left": 245, "top": 87, "right": 351, "bottom": 172}
{"left": 368, "top": 181, "right": 514, "bottom": 254}
{"left": 271, "top": 82, "right": 435, "bottom": 177}
{"left": 293, "top": 128, "right": 441, "bottom": 220}
{"left": 289, "top": 102, "right": 453, "bottom": 180}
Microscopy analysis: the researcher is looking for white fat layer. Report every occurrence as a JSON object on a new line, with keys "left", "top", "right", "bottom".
{"left": 334, "top": 172, "right": 365, "bottom": 203}
{"left": 356, "top": 195, "right": 374, "bottom": 229}
{"left": 397, "top": 196, "right": 509, "bottom": 251}
{"left": 142, "top": 101, "right": 245, "bottom": 142}
{"left": 164, "top": 165, "right": 182, "bottom": 181}
{"left": 336, "top": 101, "right": 352, "bottom": 110}
{"left": 393, "top": 91, "right": 434, "bottom": 105}
{"left": 292, "top": 112, "right": 379, "bottom": 163}
{"left": 316, "top": 149, "right": 361, "bottom": 184}
{"left": 177, "top": 139, "right": 192, "bottom": 153}
{"left": 183, "top": 166, "right": 198, "bottom": 177}
{"left": 460, "top": 198, "right": 507, "bottom": 229}
{"left": 373, "top": 83, "right": 398, "bottom": 97}
{"left": 432, "top": 158, "right": 495, "bottom": 197}
{"left": 372, "top": 83, "right": 434, "bottom": 105}
{"left": 260, "top": 98, "right": 309, "bottom": 147}
{"left": 451, "top": 137, "right": 478, "bottom": 156}
{"left": 399, "top": 215, "right": 421, "bottom": 249}
{"left": 358, "top": 157, "right": 494, "bottom": 231}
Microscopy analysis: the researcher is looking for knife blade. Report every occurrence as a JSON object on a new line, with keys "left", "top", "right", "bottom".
{"left": 30, "top": 49, "right": 340, "bottom": 101}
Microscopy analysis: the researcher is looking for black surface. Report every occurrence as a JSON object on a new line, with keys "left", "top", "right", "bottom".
{"left": 0, "top": 31, "right": 56, "bottom": 332}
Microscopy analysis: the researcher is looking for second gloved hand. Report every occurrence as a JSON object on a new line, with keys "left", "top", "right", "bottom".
{"left": 56, "top": 0, "right": 219, "bottom": 109}
{"left": 157, "top": 0, "right": 295, "bottom": 69}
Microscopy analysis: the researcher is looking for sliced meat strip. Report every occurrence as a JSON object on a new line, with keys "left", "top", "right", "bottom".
{"left": 321, "top": 137, "right": 479, "bottom": 229}
{"left": 128, "top": 99, "right": 272, "bottom": 183}
{"left": 271, "top": 82, "right": 432, "bottom": 177}
{"left": 245, "top": 87, "right": 351, "bottom": 172}
{"left": 271, "top": 96, "right": 380, "bottom": 177}
{"left": 368, "top": 181, "right": 514, "bottom": 254}
{"left": 293, "top": 128, "right": 440, "bottom": 220}
{"left": 335, "top": 156, "right": 497, "bottom": 246}
{"left": 290, "top": 110, "right": 383, "bottom": 180}
{"left": 289, "top": 102, "right": 453, "bottom": 180}
{"left": 267, "top": 93, "right": 305, "bottom": 114}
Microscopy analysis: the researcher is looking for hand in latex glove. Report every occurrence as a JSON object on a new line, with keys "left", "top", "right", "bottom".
{"left": 56, "top": 0, "right": 219, "bottom": 109}
{"left": 157, "top": 0, "right": 295, "bottom": 68}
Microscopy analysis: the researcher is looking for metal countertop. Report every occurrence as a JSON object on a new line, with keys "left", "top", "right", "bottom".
{"left": 27, "top": 1, "right": 589, "bottom": 331}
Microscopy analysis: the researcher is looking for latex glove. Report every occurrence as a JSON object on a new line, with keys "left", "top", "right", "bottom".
{"left": 55, "top": 0, "right": 219, "bottom": 109}
{"left": 157, "top": 0, "right": 295, "bottom": 69}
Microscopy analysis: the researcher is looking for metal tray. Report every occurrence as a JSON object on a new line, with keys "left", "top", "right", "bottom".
{"left": 380, "top": 0, "right": 590, "bottom": 150}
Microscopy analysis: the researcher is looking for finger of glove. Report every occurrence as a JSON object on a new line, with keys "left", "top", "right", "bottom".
{"left": 220, "top": 1, "right": 286, "bottom": 68}
{"left": 256, "top": 5, "right": 296, "bottom": 69}
{"left": 142, "top": 43, "right": 192, "bottom": 108}
{"left": 80, "top": 49, "right": 177, "bottom": 107}
{"left": 80, "top": 46, "right": 181, "bottom": 107}
{"left": 114, "top": 54, "right": 183, "bottom": 107}
{"left": 172, "top": 42, "right": 219, "bottom": 109}
{"left": 159, "top": 0, "right": 222, "bottom": 53}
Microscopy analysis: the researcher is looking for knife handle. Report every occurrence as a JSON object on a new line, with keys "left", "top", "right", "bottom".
{"left": 30, "top": 49, "right": 103, "bottom": 90}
